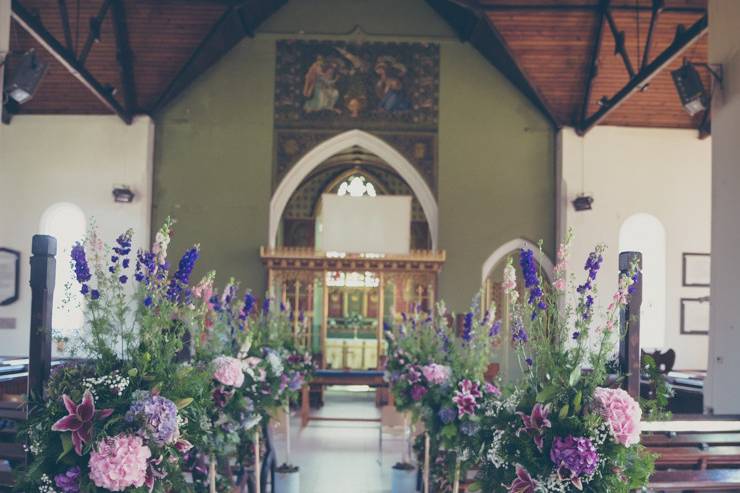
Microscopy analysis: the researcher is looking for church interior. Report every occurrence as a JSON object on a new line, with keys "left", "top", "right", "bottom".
{"left": 1, "top": 0, "right": 740, "bottom": 492}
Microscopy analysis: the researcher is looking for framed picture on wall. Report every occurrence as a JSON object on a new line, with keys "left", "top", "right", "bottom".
{"left": 680, "top": 297, "right": 710, "bottom": 335}
{"left": 0, "top": 248, "right": 20, "bottom": 306}
{"left": 682, "top": 252, "right": 711, "bottom": 287}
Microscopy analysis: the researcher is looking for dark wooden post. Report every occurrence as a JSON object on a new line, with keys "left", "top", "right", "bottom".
{"left": 618, "top": 251, "right": 642, "bottom": 400}
{"left": 28, "top": 235, "right": 56, "bottom": 400}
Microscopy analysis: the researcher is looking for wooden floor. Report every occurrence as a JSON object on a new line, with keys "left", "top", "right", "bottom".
{"left": 274, "top": 388, "right": 405, "bottom": 493}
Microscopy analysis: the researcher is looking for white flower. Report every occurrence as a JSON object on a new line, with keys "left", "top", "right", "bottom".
{"left": 266, "top": 351, "right": 284, "bottom": 375}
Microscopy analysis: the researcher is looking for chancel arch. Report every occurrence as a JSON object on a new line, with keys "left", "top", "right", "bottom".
{"left": 269, "top": 129, "right": 438, "bottom": 250}
{"left": 481, "top": 238, "right": 554, "bottom": 286}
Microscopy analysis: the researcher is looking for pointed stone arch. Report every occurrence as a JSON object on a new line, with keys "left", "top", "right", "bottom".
{"left": 269, "top": 129, "right": 438, "bottom": 249}
{"left": 481, "top": 238, "right": 554, "bottom": 284}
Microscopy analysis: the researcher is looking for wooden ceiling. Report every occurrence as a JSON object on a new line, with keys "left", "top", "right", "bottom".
{"left": 3, "top": 0, "right": 709, "bottom": 133}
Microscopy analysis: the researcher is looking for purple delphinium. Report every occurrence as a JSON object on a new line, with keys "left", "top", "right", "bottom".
{"left": 70, "top": 243, "right": 91, "bottom": 294}
{"left": 511, "top": 315, "right": 528, "bottom": 344}
{"left": 550, "top": 435, "right": 599, "bottom": 485}
{"left": 167, "top": 246, "right": 199, "bottom": 301}
{"left": 135, "top": 250, "right": 156, "bottom": 283}
{"left": 576, "top": 251, "right": 603, "bottom": 294}
{"left": 126, "top": 394, "right": 179, "bottom": 445}
{"left": 462, "top": 312, "right": 474, "bottom": 341}
{"left": 240, "top": 292, "right": 256, "bottom": 320}
{"left": 438, "top": 407, "right": 457, "bottom": 424}
{"left": 489, "top": 319, "right": 502, "bottom": 337}
{"left": 54, "top": 466, "right": 81, "bottom": 493}
{"left": 519, "top": 249, "right": 546, "bottom": 319}
{"left": 262, "top": 298, "right": 271, "bottom": 315}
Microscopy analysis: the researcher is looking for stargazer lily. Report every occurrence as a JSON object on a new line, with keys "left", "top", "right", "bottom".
{"left": 51, "top": 390, "right": 113, "bottom": 455}
{"left": 516, "top": 403, "right": 552, "bottom": 451}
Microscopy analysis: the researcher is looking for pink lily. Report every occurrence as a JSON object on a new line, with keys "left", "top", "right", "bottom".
{"left": 516, "top": 403, "right": 551, "bottom": 451}
{"left": 507, "top": 464, "right": 538, "bottom": 493}
{"left": 51, "top": 390, "right": 113, "bottom": 455}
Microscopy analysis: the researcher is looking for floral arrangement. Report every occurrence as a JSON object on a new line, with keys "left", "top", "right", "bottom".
{"left": 470, "top": 236, "right": 655, "bottom": 493}
{"left": 385, "top": 301, "right": 499, "bottom": 482}
{"left": 184, "top": 274, "right": 314, "bottom": 490}
{"left": 19, "top": 220, "right": 214, "bottom": 493}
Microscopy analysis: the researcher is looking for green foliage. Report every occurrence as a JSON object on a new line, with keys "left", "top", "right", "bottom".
{"left": 640, "top": 354, "right": 673, "bottom": 421}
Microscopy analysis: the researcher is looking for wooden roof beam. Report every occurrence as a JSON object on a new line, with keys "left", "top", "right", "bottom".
{"left": 151, "top": 1, "right": 286, "bottom": 114}
{"left": 641, "top": 0, "right": 665, "bottom": 70}
{"left": 605, "top": 8, "right": 635, "bottom": 77}
{"left": 110, "top": 0, "right": 136, "bottom": 115}
{"left": 56, "top": 0, "right": 74, "bottom": 55}
{"left": 579, "top": 0, "right": 608, "bottom": 126}
{"left": 427, "top": 0, "right": 560, "bottom": 128}
{"left": 10, "top": 0, "right": 130, "bottom": 123}
{"left": 577, "top": 14, "right": 707, "bottom": 135}
{"left": 78, "top": 0, "right": 111, "bottom": 66}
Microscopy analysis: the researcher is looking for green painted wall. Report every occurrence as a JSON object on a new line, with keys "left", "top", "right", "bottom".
{"left": 153, "top": 0, "right": 554, "bottom": 310}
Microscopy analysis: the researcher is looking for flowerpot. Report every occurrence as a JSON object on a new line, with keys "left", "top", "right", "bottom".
{"left": 391, "top": 463, "right": 417, "bottom": 493}
{"left": 274, "top": 465, "right": 300, "bottom": 493}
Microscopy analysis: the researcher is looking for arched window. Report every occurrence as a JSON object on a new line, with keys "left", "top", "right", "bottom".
{"left": 39, "top": 203, "right": 86, "bottom": 341}
{"left": 336, "top": 175, "right": 377, "bottom": 197}
{"left": 619, "top": 213, "right": 666, "bottom": 349}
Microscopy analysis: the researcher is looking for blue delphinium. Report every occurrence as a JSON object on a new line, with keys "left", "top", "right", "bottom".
{"left": 166, "top": 246, "right": 199, "bottom": 301}
{"left": 242, "top": 292, "right": 256, "bottom": 318}
{"left": 462, "top": 312, "right": 474, "bottom": 341}
{"left": 70, "top": 243, "right": 92, "bottom": 295}
{"left": 519, "top": 249, "right": 546, "bottom": 319}
{"left": 489, "top": 319, "right": 502, "bottom": 337}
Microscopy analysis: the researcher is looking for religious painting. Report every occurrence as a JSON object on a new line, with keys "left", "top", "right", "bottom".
{"left": 275, "top": 40, "right": 439, "bottom": 130}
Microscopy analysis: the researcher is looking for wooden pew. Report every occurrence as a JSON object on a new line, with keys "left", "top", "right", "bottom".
{"left": 649, "top": 469, "right": 740, "bottom": 491}
{"left": 651, "top": 445, "right": 740, "bottom": 469}
{"left": 644, "top": 432, "right": 740, "bottom": 448}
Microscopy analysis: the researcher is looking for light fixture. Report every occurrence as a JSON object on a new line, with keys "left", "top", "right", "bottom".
{"left": 672, "top": 60, "right": 707, "bottom": 116}
{"left": 112, "top": 186, "right": 135, "bottom": 203}
{"left": 4, "top": 49, "right": 48, "bottom": 105}
{"left": 572, "top": 195, "right": 593, "bottom": 212}
{"left": 672, "top": 59, "right": 723, "bottom": 117}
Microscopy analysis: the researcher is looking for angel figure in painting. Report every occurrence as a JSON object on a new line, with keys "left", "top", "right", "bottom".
{"left": 303, "top": 55, "right": 340, "bottom": 113}
{"left": 375, "top": 56, "right": 410, "bottom": 112}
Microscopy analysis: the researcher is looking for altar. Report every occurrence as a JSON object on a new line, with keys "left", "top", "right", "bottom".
{"left": 260, "top": 247, "right": 445, "bottom": 370}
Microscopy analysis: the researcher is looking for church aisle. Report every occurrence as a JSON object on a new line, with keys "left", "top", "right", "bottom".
{"left": 278, "top": 389, "right": 406, "bottom": 493}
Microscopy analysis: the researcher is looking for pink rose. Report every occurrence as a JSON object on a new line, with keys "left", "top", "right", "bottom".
{"left": 89, "top": 434, "right": 151, "bottom": 491}
{"left": 213, "top": 356, "right": 245, "bottom": 388}
{"left": 421, "top": 363, "right": 451, "bottom": 385}
{"left": 593, "top": 387, "right": 642, "bottom": 447}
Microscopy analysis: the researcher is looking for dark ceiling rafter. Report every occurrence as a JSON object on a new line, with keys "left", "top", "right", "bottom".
{"left": 78, "top": 0, "right": 111, "bottom": 66}
{"left": 579, "top": 0, "right": 608, "bottom": 126}
{"left": 150, "top": 0, "right": 287, "bottom": 115}
{"left": 10, "top": 0, "right": 131, "bottom": 123}
{"left": 578, "top": 13, "right": 708, "bottom": 135}
{"left": 604, "top": 8, "right": 636, "bottom": 77}
{"left": 641, "top": 0, "right": 665, "bottom": 71}
{"left": 56, "top": 0, "right": 74, "bottom": 54}
{"left": 426, "top": 0, "right": 560, "bottom": 128}
{"left": 110, "top": 0, "right": 136, "bottom": 115}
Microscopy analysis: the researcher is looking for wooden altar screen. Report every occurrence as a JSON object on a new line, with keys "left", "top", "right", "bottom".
{"left": 260, "top": 247, "right": 445, "bottom": 370}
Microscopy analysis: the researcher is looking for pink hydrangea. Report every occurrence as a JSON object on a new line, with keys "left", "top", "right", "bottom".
{"left": 88, "top": 434, "right": 151, "bottom": 491}
{"left": 593, "top": 387, "right": 642, "bottom": 447}
{"left": 421, "top": 363, "right": 451, "bottom": 385}
{"left": 213, "top": 356, "right": 245, "bottom": 387}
